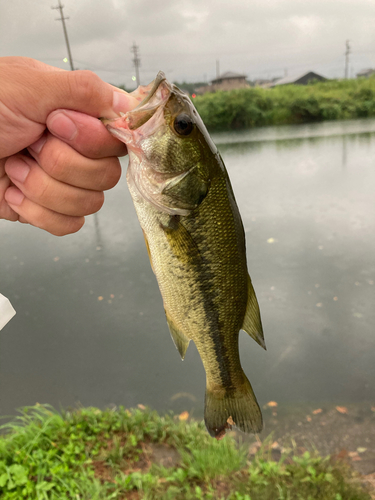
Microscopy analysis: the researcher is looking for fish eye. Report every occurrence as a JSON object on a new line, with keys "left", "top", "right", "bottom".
{"left": 173, "top": 113, "right": 194, "bottom": 136}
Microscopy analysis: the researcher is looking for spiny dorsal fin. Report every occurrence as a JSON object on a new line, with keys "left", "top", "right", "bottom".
{"left": 165, "top": 310, "right": 190, "bottom": 360}
{"left": 242, "top": 274, "right": 266, "bottom": 350}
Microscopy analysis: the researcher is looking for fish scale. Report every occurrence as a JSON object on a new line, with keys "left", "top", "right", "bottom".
{"left": 104, "top": 72, "right": 265, "bottom": 439}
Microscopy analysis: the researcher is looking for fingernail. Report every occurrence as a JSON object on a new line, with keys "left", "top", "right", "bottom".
{"left": 5, "top": 187, "right": 25, "bottom": 206}
{"left": 112, "top": 91, "right": 139, "bottom": 115}
{"left": 48, "top": 112, "right": 78, "bottom": 141}
{"left": 5, "top": 157, "right": 30, "bottom": 183}
{"left": 29, "top": 135, "right": 47, "bottom": 154}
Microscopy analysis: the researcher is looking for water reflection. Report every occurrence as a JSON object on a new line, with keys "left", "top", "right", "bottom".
{"left": 93, "top": 212, "right": 103, "bottom": 249}
{"left": 0, "top": 120, "right": 374, "bottom": 420}
{"left": 342, "top": 135, "right": 347, "bottom": 171}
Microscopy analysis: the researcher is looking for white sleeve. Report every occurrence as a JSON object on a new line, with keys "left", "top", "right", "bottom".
{"left": 0, "top": 293, "right": 16, "bottom": 331}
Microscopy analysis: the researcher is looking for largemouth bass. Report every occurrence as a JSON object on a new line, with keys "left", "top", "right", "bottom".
{"left": 104, "top": 72, "right": 265, "bottom": 439}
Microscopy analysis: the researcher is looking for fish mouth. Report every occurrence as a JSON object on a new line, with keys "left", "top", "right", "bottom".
{"left": 102, "top": 71, "right": 172, "bottom": 137}
{"left": 132, "top": 71, "right": 168, "bottom": 111}
{"left": 126, "top": 72, "right": 171, "bottom": 130}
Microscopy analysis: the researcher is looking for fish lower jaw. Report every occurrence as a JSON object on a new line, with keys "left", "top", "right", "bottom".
{"left": 106, "top": 124, "right": 133, "bottom": 144}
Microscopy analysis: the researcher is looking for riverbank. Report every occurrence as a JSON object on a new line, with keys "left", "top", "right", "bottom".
{"left": 0, "top": 404, "right": 373, "bottom": 499}
{"left": 194, "top": 77, "right": 375, "bottom": 131}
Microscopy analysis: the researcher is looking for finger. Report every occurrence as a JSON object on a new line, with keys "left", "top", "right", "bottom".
{"left": 2, "top": 56, "right": 65, "bottom": 72}
{"left": 45, "top": 109, "right": 127, "bottom": 158}
{"left": 5, "top": 155, "right": 104, "bottom": 217}
{"left": 28, "top": 132, "right": 122, "bottom": 191}
{"left": 0, "top": 158, "right": 19, "bottom": 221}
{"left": 4, "top": 186, "right": 84, "bottom": 236}
{"left": 6, "top": 65, "right": 139, "bottom": 123}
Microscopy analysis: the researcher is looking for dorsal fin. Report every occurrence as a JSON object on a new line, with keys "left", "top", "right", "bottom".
{"left": 165, "top": 310, "right": 190, "bottom": 360}
{"left": 242, "top": 274, "right": 266, "bottom": 350}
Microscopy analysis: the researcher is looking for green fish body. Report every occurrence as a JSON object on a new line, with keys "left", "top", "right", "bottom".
{"left": 104, "top": 72, "right": 265, "bottom": 438}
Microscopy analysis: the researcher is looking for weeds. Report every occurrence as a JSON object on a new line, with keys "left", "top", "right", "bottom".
{"left": 0, "top": 404, "right": 371, "bottom": 499}
{"left": 194, "top": 76, "right": 375, "bottom": 130}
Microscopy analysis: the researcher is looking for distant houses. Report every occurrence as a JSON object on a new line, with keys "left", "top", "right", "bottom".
{"left": 356, "top": 68, "right": 375, "bottom": 78}
{"left": 270, "top": 71, "right": 327, "bottom": 87}
{"left": 195, "top": 70, "right": 328, "bottom": 95}
{"left": 195, "top": 71, "right": 249, "bottom": 94}
{"left": 190, "top": 65, "right": 375, "bottom": 97}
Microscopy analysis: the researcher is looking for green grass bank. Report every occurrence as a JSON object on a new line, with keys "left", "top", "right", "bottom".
{"left": 193, "top": 77, "right": 375, "bottom": 131}
{"left": 0, "top": 404, "right": 372, "bottom": 500}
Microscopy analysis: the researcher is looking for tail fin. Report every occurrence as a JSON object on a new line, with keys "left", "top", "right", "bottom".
{"left": 204, "top": 375, "right": 263, "bottom": 439}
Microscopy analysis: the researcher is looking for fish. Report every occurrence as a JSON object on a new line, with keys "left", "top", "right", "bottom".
{"left": 103, "top": 72, "right": 265, "bottom": 439}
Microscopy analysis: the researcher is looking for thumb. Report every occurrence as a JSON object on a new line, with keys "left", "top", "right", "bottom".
{"left": 15, "top": 68, "right": 136, "bottom": 122}
{"left": 0, "top": 59, "right": 139, "bottom": 157}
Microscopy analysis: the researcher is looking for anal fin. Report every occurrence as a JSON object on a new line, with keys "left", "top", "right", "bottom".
{"left": 165, "top": 310, "right": 190, "bottom": 360}
{"left": 242, "top": 274, "right": 266, "bottom": 350}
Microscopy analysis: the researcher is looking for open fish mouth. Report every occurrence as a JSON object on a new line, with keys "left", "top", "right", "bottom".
{"left": 102, "top": 71, "right": 172, "bottom": 138}
{"left": 131, "top": 71, "right": 168, "bottom": 111}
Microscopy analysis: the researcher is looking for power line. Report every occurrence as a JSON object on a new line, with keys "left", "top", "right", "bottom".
{"left": 130, "top": 42, "right": 141, "bottom": 86}
{"left": 52, "top": 0, "right": 74, "bottom": 71}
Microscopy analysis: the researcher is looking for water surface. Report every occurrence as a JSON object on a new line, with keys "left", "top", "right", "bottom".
{"left": 1, "top": 119, "right": 374, "bottom": 419}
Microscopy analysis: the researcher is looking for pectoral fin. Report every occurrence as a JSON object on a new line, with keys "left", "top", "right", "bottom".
{"left": 242, "top": 274, "right": 266, "bottom": 350}
{"left": 142, "top": 230, "right": 155, "bottom": 274}
{"left": 165, "top": 310, "right": 190, "bottom": 360}
{"left": 160, "top": 217, "right": 201, "bottom": 265}
{"left": 162, "top": 166, "right": 209, "bottom": 211}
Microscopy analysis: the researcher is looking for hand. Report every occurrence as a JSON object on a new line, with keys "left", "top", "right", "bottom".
{"left": 0, "top": 57, "right": 137, "bottom": 235}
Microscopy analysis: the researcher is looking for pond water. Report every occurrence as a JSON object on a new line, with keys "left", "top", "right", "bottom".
{"left": 1, "top": 119, "right": 374, "bottom": 422}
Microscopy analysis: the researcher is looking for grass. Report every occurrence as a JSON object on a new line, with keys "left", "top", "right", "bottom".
{"left": 0, "top": 404, "right": 371, "bottom": 499}
{"left": 193, "top": 76, "right": 375, "bottom": 131}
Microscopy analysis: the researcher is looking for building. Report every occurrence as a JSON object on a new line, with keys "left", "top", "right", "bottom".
{"left": 271, "top": 71, "right": 327, "bottom": 87}
{"left": 195, "top": 71, "right": 249, "bottom": 94}
{"left": 253, "top": 77, "right": 281, "bottom": 89}
{"left": 356, "top": 68, "right": 375, "bottom": 78}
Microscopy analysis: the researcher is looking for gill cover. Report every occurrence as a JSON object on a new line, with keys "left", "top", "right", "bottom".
{"left": 106, "top": 71, "right": 212, "bottom": 215}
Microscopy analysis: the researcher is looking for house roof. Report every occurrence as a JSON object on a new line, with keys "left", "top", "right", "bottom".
{"left": 357, "top": 68, "right": 375, "bottom": 76}
{"left": 211, "top": 71, "right": 247, "bottom": 83}
{"left": 271, "top": 71, "right": 326, "bottom": 86}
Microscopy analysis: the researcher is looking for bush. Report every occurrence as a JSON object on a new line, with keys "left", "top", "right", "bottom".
{"left": 194, "top": 76, "right": 375, "bottom": 130}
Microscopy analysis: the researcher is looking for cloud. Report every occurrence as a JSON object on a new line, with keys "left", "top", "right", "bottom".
{"left": 1, "top": 0, "right": 375, "bottom": 86}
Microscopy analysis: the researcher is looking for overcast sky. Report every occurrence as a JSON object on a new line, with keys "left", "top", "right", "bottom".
{"left": 1, "top": 0, "right": 375, "bottom": 89}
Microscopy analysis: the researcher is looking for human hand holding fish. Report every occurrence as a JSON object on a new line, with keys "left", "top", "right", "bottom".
{"left": 0, "top": 58, "right": 266, "bottom": 438}
{"left": 0, "top": 56, "right": 135, "bottom": 235}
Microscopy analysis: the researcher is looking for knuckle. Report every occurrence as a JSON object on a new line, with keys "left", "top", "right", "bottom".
{"left": 44, "top": 146, "right": 66, "bottom": 180}
{"left": 0, "top": 199, "right": 19, "bottom": 222}
{"left": 89, "top": 191, "right": 105, "bottom": 214}
{"left": 70, "top": 71, "right": 103, "bottom": 108}
{"left": 53, "top": 216, "right": 85, "bottom": 236}
{"left": 77, "top": 191, "right": 104, "bottom": 216}
{"left": 35, "top": 175, "right": 52, "bottom": 203}
{"left": 99, "top": 158, "right": 122, "bottom": 190}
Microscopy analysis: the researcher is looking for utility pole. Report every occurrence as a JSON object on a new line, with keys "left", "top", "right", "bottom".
{"left": 52, "top": 0, "right": 74, "bottom": 71}
{"left": 344, "top": 40, "right": 351, "bottom": 79}
{"left": 131, "top": 42, "right": 141, "bottom": 86}
{"left": 216, "top": 60, "right": 220, "bottom": 79}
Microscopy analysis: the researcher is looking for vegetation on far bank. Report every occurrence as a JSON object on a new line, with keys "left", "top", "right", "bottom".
{"left": 192, "top": 77, "right": 375, "bottom": 131}
{"left": 0, "top": 404, "right": 372, "bottom": 500}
